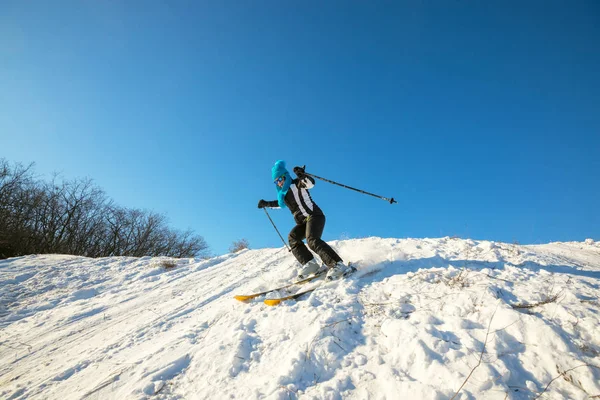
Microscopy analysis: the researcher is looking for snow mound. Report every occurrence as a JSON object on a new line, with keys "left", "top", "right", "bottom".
{"left": 1, "top": 237, "right": 599, "bottom": 399}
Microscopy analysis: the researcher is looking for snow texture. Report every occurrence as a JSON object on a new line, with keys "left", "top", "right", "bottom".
{"left": 1, "top": 237, "right": 599, "bottom": 399}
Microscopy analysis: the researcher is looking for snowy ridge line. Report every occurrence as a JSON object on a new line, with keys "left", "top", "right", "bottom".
{"left": 1, "top": 237, "right": 599, "bottom": 399}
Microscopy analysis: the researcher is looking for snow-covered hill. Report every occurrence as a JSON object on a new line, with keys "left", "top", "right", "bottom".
{"left": 1, "top": 237, "right": 599, "bottom": 399}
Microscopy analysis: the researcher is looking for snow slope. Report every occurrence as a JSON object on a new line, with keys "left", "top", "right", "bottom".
{"left": 1, "top": 237, "right": 599, "bottom": 399}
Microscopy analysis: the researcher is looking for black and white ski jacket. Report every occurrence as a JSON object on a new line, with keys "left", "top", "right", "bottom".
{"left": 265, "top": 176, "right": 324, "bottom": 224}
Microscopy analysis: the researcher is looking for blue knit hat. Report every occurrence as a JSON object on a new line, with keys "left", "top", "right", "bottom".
{"left": 272, "top": 160, "right": 291, "bottom": 208}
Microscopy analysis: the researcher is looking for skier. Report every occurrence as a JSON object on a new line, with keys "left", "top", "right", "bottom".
{"left": 258, "top": 160, "right": 350, "bottom": 280}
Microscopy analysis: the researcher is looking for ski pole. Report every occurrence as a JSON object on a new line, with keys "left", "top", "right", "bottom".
{"left": 305, "top": 171, "right": 397, "bottom": 204}
{"left": 262, "top": 208, "right": 291, "bottom": 252}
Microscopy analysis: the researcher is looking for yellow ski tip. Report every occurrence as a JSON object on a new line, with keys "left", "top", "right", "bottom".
{"left": 234, "top": 295, "right": 254, "bottom": 302}
{"left": 264, "top": 299, "right": 282, "bottom": 306}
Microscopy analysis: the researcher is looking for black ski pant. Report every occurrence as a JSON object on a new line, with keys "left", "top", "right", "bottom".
{"left": 288, "top": 214, "right": 342, "bottom": 268}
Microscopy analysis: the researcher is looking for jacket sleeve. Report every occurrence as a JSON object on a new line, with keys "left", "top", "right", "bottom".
{"left": 264, "top": 200, "right": 280, "bottom": 208}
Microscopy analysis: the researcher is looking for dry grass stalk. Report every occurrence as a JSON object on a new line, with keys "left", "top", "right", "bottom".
{"left": 450, "top": 303, "right": 500, "bottom": 400}
{"left": 511, "top": 293, "right": 562, "bottom": 309}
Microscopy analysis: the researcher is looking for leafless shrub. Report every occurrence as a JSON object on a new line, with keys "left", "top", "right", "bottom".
{"left": 443, "top": 268, "right": 472, "bottom": 288}
{"left": 160, "top": 259, "right": 177, "bottom": 269}
{"left": 229, "top": 238, "right": 249, "bottom": 253}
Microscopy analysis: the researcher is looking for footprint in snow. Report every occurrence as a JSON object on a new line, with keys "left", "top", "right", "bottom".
{"left": 229, "top": 318, "right": 262, "bottom": 377}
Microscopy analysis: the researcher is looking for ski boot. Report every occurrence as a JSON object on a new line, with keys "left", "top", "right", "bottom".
{"left": 297, "top": 259, "right": 321, "bottom": 280}
{"left": 326, "top": 261, "right": 352, "bottom": 281}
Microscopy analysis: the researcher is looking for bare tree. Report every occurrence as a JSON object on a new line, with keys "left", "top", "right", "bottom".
{"left": 0, "top": 160, "right": 38, "bottom": 257}
{"left": 0, "top": 158, "right": 210, "bottom": 259}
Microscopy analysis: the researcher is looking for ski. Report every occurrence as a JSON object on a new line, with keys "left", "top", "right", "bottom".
{"left": 264, "top": 265, "right": 357, "bottom": 306}
{"left": 233, "top": 268, "right": 327, "bottom": 302}
{"left": 264, "top": 287, "right": 318, "bottom": 306}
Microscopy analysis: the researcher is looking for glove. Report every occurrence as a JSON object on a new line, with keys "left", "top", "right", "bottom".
{"left": 257, "top": 199, "right": 268, "bottom": 209}
{"left": 293, "top": 166, "right": 306, "bottom": 178}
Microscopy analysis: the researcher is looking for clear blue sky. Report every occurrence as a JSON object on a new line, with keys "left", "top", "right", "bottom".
{"left": 1, "top": 1, "right": 599, "bottom": 256}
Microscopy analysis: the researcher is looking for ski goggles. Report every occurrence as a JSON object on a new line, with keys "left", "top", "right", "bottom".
{"left": 274, "top": 175, "right": 286, "bottom": 184}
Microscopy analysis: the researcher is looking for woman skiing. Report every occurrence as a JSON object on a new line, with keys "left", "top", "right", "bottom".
{"left": 258, "top": 160, "right": 350, "bottom": 280}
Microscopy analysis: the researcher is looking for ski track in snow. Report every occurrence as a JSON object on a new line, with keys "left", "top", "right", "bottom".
{"left": 1, "top": 237, "right": 599, "bottom": 399}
